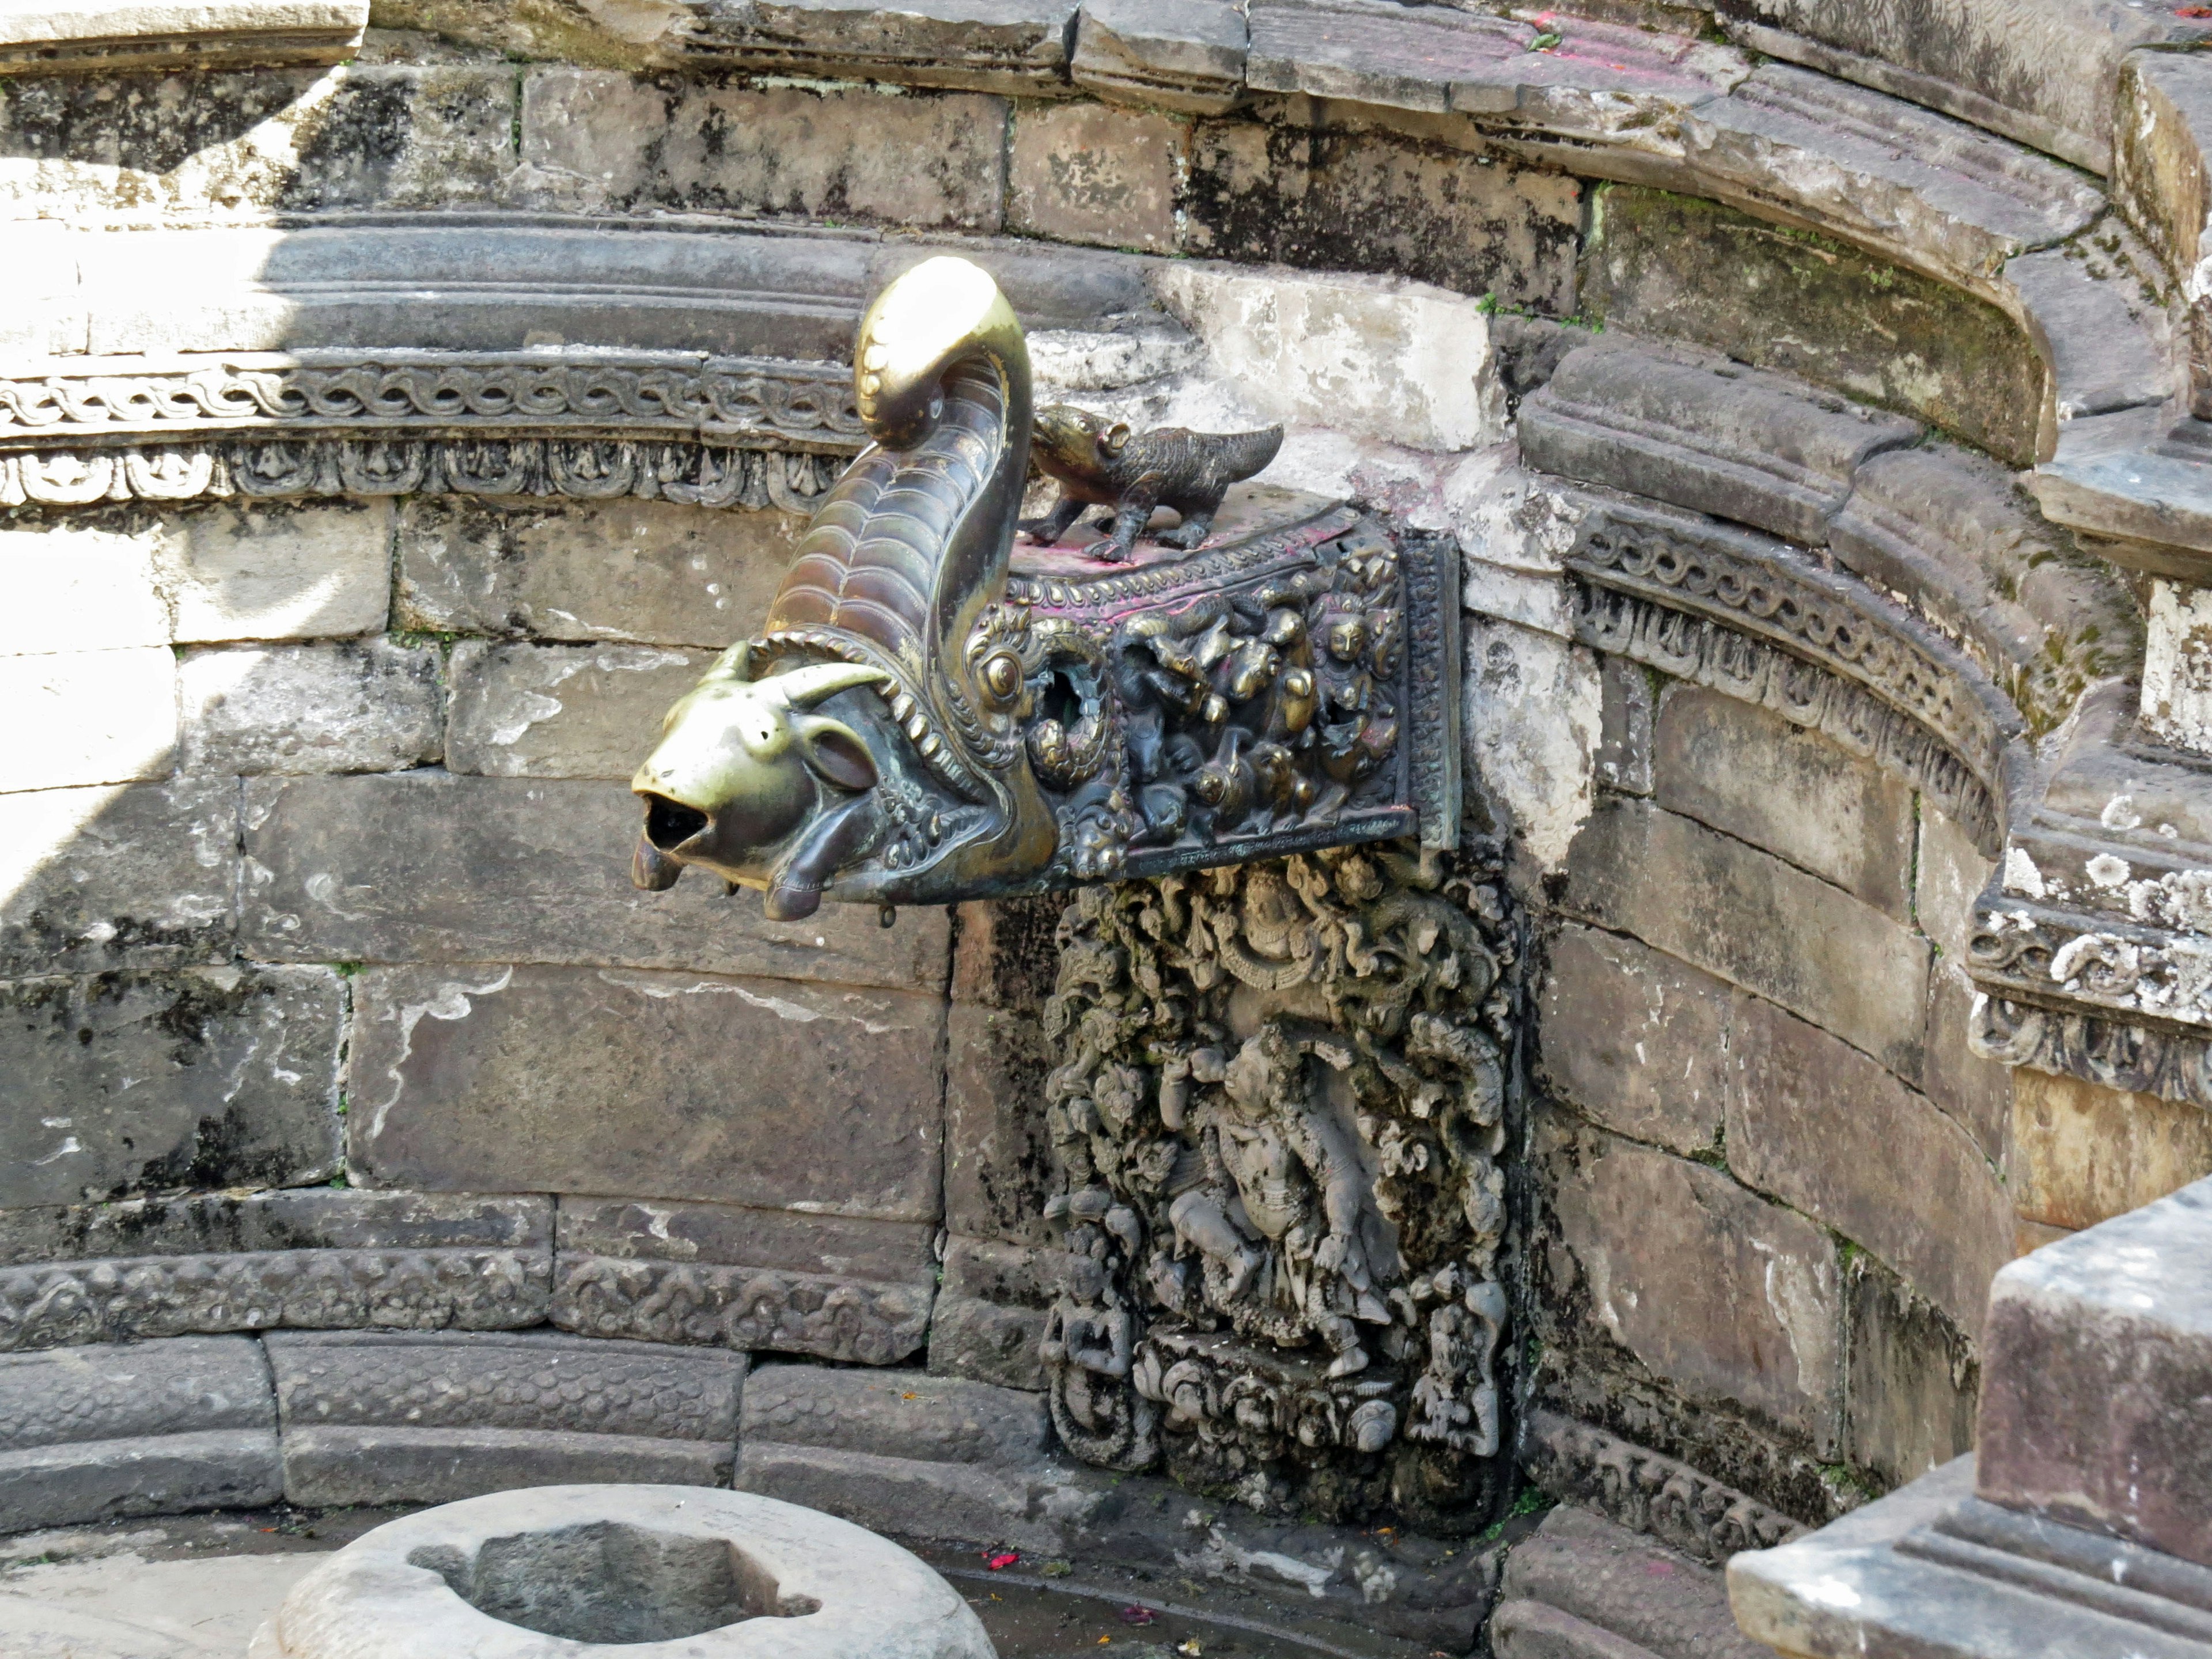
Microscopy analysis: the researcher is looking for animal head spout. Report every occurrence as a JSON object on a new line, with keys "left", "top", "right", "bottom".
{"left": 630, "top": 643, "right": 889, "bottom": 903}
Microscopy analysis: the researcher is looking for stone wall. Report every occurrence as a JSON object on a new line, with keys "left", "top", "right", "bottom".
{"left": 6, "top": 12, "right": 2212, "bottom": 1642}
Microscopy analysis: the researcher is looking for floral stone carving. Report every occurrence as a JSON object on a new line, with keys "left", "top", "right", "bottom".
{"left": 1037, "top": 844, "right": 1515, "bottom": 1531}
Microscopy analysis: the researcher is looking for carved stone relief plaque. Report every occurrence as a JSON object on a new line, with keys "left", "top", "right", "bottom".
{"left": 1037, "top": 845, "right": 1515, "bottom": 1531}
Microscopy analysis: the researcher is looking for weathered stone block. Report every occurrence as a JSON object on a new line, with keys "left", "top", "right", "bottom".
{"left": 1521, "top": 343, "right": 1921, "bottom": 547}
{"left": 928, "top": 1234, "right": 1054, "bottom": 1391}
{"left": 687, "top": 0, "right": 1080, "bottom": 94}
{"left": 396, "top": 496, "right": 801, "bottom": 649}
{"left": 1535, "top": 923, "right": 1728, "bottom": 1157}
{"left": 0, "top": 517, "right": 171, "bottom": 656}
{"left": 945, "top": 897, "right": 1062, "bottom": 1246}
{"left": 1920, "top": 975, "right": 2009, "bottom": 1171}
{"left": 0, "top": 65, "right": 516, "bottom": 218}
{"left": 1558, "top": 797, "right": 1931, "bottom": 1078}
{"left": 179, "top": 641, "right": 442, "bottom": 775}
{"left": 1845, "top": 1255, "right": 1976, "bottom": 1491}
{"left": 0, "top": 646, "right": 176, "bottom": 793}
{"left": 1071, "top": 0, "right": 1246, "bottom": 115}
{"left": 268, "top": 1328, "right": 741, "bottom": 1503}
{"left": 1977, "top": 1175, "right": 2212, "bottom": 1569}
{"left": 1009, "top": 98, "right": 1184, "bottom": 252}
{"left": 167, "top": 501, "right": 395, "bottom": 642}
{"left": 0, "top": 779, "right": 238, "bottom": 978}
{"left": 0, "top": 1429, "right": 283, "bottom": 1531}
{"left": 1537, "top": 1111, "right": 1843, "bottom": 1450}
{"left": 1183, "top": 116, "right": 1581, "bottom": 309}
{"left": 554, "top": 1196, "right": 935, "bottom": 1364}
{"left": 1, "top": 967, "right": 342, "bottom": 1207}
{"left": 1152, "top": 260, "right": 1504, "bottom": 453}
{"left": 1464, "top": 618, "right": 1601, "bottom": 874}
{"left": 1494, "top": 1503, "right": 1770, "bottom": 1659}
{"left": 520, "top": 70, "right": 1007, "bottom": 226}
{"left": 1653, "top": 684, "right": 1914, "bottom": 922}
{"left": 445, "top": 641, "right": 704, "bottom": 779}
{"left": 742, "top": 1362, "right": 1050, "bottom": 1465}
{"left": 241, "top": 771, "right": 951, "bottom": 990}
{"left": 282, "top": 1425, "right": 726, "bottom": 1507}
{"left": 2010, "top": 1067, "right": 2212, "bottom": 1231}
{"left": 0, "top": 1336, "right": 274, "bottom": 1452}
{"left": 1724, "top": 981, "right": 2009, "bottom": 1336}
{"left": 349, "top": 962, "right": 946, "bottom": 1220}
{"left": 2116, "top": 50, "right": 2212, "bottom": 283}
{"left": 1594, "top": 651, "right": 1654, "bottom": 795}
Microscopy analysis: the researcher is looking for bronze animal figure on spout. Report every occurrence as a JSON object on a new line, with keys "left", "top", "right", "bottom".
{"left": 629, "top": 256, "right": 1459, "bottom": 918}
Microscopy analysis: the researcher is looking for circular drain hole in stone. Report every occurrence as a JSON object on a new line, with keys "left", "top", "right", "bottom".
{"left": 409, "top": 1520, "right": 822, "bottom": 1644}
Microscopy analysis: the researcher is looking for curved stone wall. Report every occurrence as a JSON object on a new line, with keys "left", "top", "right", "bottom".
{"left": 4, "top": 7, "right": 2212, "bottom": 1633}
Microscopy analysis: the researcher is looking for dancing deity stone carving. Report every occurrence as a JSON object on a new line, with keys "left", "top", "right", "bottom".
{"left": 1039, "top": 848, "right": 1516, "bottom": 1530}
{"left": 627, "top": 256, "right": 1458, "bottom": 918}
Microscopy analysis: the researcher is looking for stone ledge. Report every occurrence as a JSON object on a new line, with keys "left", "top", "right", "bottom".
{"left": 680, "top": 0, "right": 1081, "bottom": 93}
{"left": 0, "top": 1429, "right": 283, "bottom": 1532}
{"left": 0, "top": 1335, "right": 274, "bottom": 1450}
{"left": 1070, "top": 0, "right": 1244, "bottom": 115}
{"left": 279, "top": 1423, "right": 730, "bottom": 1507}
{"left": 0, "top": 1, "right": 366, "bottom": 75}
{"left": 1495, "top": 1503, "right": 1771, "bottom": 1659}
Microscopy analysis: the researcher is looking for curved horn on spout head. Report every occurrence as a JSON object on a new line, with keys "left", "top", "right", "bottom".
{"left": 763, "top": 661, "right": 892, "bottom": 710}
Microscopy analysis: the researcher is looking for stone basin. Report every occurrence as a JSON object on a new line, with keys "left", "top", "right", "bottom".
{"left": 248, "top": 1484, "right": 995, "bottom": 1658}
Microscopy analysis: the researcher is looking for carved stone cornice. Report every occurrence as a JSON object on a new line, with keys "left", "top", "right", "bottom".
{"left": 1563, "top": 490, "right": 2025, "bottom": 858}
{"left": 1520, "top": 1409, "right": 1808, "bottom": 1567}
{"left": 0, "top": 1, "right": 366, "bottom": 76}
{"left": 0, "top": 350, "right": 869, "bottom": 509}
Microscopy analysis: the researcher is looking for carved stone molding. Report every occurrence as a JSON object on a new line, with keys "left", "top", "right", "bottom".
{"left": 1520, "top": 1409, "right": 1808, "bottom": 1568}
{"left": 1037, "top": 846, "right": 1516, "bottom": 1531}
{"left": 0, "top": 437, "right": 847, "bottom": 511}
{"left": 0, "top": 1, "right": 366, "bottom": 76}
{"left": 0, "top": 350, "right": 867, "bottom": 509}
{"left": 0, "top": 1248, "right": 551, "bottom": 1353}
{"left": 551, "top": 1256, "right": 934, "bottom": 1366}
{"left": 1566, "top": 493, "right": 2021, "bottom": 857}
{"left": 1970, "top": 990, "right": 2212, "bottom": 1108}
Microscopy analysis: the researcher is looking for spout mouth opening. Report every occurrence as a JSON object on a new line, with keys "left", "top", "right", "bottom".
{"left": 642, "top": 793, "right": 710, "bottom": 853}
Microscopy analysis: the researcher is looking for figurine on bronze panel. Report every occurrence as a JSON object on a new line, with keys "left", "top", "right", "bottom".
{"left": 1020, "top": 404, "right": 1284, "bottom": 560}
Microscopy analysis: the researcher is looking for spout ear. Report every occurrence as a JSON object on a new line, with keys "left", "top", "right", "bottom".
{"left": 767, "top": 661, "right": 891, "bottom": 710}
{"left": 702, "top": 641, "right": 752, "bottom": 683}
{"left": 798, "top": 717, "right": 880, "bottom": 792}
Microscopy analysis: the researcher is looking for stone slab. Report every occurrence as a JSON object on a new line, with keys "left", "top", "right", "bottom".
{"left": 1978, "top": 1175, "right": 2212, "bottom": 1569}
{"left": 347, "top": 962, "right": 945, "bottom": 1221}
{"left": 945, "top": 898, "right": 1063, "bottom": 1245}
{"left": 1534, "top": 923, "right": 1728, "bottom": 1158}
{"left": 1, "top": 967, "right": 342, "bottom": 1208}
{"left": 1558, "top": 797, "right": 1931, "bottom": 1078}
{"left": 0, "top": 1186, "right": 550, "bottom": 1266}
{"left": 1716, "top": 0, "right": 2205, "bottom": 173}
{"left": 444, "top": 641, "right": 705, "bottom": 780}
{"left": 553, "top": 1196, "right": 936, "bottom": 1366}
{"left": 166, "top": 502, "right": 395, "bottom": 643}
{"left": 1493, "top": 1600, "right": 1662, "bottom": 1659}
{"left": 520, "top": 70, "right": 1007, "bottom": 226}
{"left": 2010, "top": 1068, "right": 2212, "bottom": 1232}
{"left": 241, "top": 770, "right": 952, "bottom": 991}
{"left": 178, "top": 642, "right": 442, "bottom": 775}
{"left": 279, "top": 1425, "right": 730, "bottom": 1508}
{"left": 741, "top": 1362, "right": 1050, "bottom": 1467}
{"left": 2117, "top": 51, "right": 2212, "bottom": 287}
{"left": 1070, "top": 0, "right": 1245, "bottom": 115}
{"left": 0, "top": 647, "right": 176, "bottom": 793}
{"left": 1008, "top": 98, "right": 1183, "bottom": 252}
{"left": 1594, "top": 652, "right": 1654, "bottom": 796}
{"left": 0, "top": 779, "right": 238, "bottom": 978}
{"left": 926, "top": 1290, "right": 1049, "bottom": 1392}
{"left": 1464, "top": 618, "right": 1601, "bottom": 874}
{"left": 1653, "top": 684, "right": 1915, "bottom": 921}
{"left": 396, "top": 496, "right": 803, "bottom": 650}
{"left": 1829, "top": 443, "right": 2140, "bottom": 739}
{"left": 687, "top": 0, "right": 1080, "bottom": 93}
{"left": 735, "top": 1440, "right": 1077, "bottom": 1553}
{"left": 0, "top": 65, "right": 517, "bottom": 219}
{"left": 2003, "top": 233, "right": 2171, "bottom": 433}
{"left": 0, "top": 1336, "right": 274, "bottom": 1451}
{"left": 1536, "top": 1111, "right": 1843, "bottom": 1452}
{"left": 1521, "top": 343, "right": 1921, "bottom": 547}
{"left": 1846, "top": 1255, "right": 1977, "bottom": 1493}
{"left": 0, "top": 1430, "right": 282, "bottom": 1533}
{"left": 0, "top": 2, "right": 368, "bottom": 74}
{"left": 1181, "top": 117, "right": 1581, "bottom": 311}
{"left": 1495, "top": 1503, "right": 1767, "bottom": 1659}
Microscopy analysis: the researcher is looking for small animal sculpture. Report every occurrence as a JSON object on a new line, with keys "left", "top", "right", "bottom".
{"left": 1021, "top": 405, "right": 1283, "bottom": 562}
